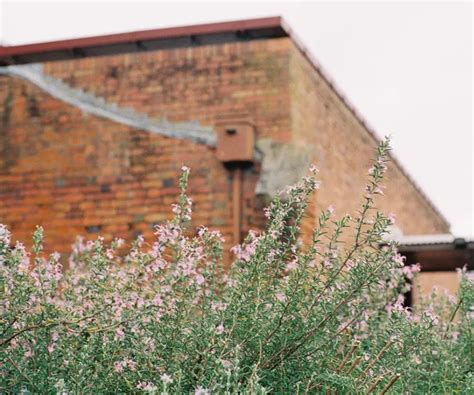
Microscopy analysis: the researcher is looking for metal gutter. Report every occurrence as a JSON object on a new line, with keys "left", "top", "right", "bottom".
{"left": 394, "top": 234, "right": 474, "bottom": 252}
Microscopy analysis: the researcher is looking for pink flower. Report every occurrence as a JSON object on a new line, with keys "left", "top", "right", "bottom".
{"left": 211, "top": 301, "right": 227, "bottom": 312}
{"left": 446, "top": 293, "right": 457, "bottom": 305}
{"left": 155, "top": 225, "right": 180, "bottom": 244}
{"left": 106, "top": 249, "right": 114, "bottom": 259}
{"left": 197, "top": 226, "right": 208, "bottom": 237}
{"left": 215, "top": 324, "right": 225, "bottom": 335}
{"left": 160, "top": 373, "right": 173, "bottom": 384}
{"left": 374, "top": 187, "right": 384, "bottom": 195}
{"left": 115, "top": 327, "right": 125, "bottom": 339}
{"left": 323, "top": 258, "right": 333, "bottom": 269}
{"left": 263, "top": 207, "right": 271, "bottom": 219}
{"left": 222, "top": 274, "right": 236, "bottom": 288}
{"left": 388, "top": 212, "right": 396, "bottom": 224}
{"left": 425, "top": 306, "right": 440, "bottom": 326}
{"left": 153, "top": 294, "right": 163, "bottom": 306}
{"left": 114, "top": 361, "right": 124, "bottom": 373}
{"left": 115, "top": 238, "right": 125, "bottom": 248}
{"left": 195, "top": 386, "right": 210, "bottom": 395}
{"left": 402, "top": 263, "right": 421, "bottom": 280}
{"left": 275, "top": 292, "right": 286, "bottom": 303}
{"left": 269, "top": 231, "right": 279, "bottom": 240}
{"left": 136, "top": 297, "right": 145, "bottom": 309}
{"left": 338, "top": 320, "right": 352, "bottom": 332}
{"left": 195, "top": 273, "right": 205, "bottom": 285}
{"left": 16, "top": 243, "right": 30, "bottom": 274}
{"left": 346, "top": 259, "right": 355, "bottom": 270}
{"left": 0, "top": 224, "right": 11, "bottom": 245}
{"left": 137, "top": 381, "right": 157, "bottom": 391}
{"left": 231, "top": 231, "right": 259, "bottom": 262}
{"left": 124, "top": 358, "right": 137, "bottom": 371}
{"left": 286, "top": 259, "right": 298, "bottom": 271}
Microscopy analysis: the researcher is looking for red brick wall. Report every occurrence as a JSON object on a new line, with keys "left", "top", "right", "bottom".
{"left": 43, "top": 39, "right": 293, "bottom": 143}
{"left": 0, "top": 36, "right": 448, "bottom": 258}
{"left": 0, "top": 76, "right": 228, "bottom": 253}
{"left": 0, "top": 39, "right": 292, "bottom": 255}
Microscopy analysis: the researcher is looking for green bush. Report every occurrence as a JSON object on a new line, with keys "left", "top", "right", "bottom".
{"left": 1, "top": 137, "right": 472, "bottom": 393}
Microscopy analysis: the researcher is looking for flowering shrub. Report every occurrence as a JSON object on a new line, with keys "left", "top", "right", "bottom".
{"left": 1, "top": 138, "right": 472, "bottom": 393}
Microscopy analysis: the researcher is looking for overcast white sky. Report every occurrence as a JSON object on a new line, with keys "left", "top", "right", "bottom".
{"left": 1, "top": 1, "right": 472, "bottom": 236}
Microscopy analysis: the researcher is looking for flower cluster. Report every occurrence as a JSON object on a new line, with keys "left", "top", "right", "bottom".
{"left": 1, "top": 137, "right": 472, "bottom": 393}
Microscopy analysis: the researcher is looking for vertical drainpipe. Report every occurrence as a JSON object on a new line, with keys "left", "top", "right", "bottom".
{"left": 215, "top": 119, "right": 255, "bottom": 247}
{"left": 232, "top": 167, "right": 243, "bottom": 245}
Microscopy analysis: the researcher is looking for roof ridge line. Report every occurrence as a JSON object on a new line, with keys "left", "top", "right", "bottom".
{"left": 0, "top": 63, "right": 216, "bottom": 146}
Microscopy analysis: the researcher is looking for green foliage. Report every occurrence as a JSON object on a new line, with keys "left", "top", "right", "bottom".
{"left": 1, "top": 137, "right": 472, "bottom": 394}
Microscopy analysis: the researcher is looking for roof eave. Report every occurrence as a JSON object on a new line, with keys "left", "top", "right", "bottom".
{"left": 0, "top": 16, "right": 287, "bottom": 64}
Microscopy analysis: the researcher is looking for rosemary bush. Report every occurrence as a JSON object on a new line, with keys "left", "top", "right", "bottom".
{"left": 1, "top": 138, "right": 472, "bottom": 393}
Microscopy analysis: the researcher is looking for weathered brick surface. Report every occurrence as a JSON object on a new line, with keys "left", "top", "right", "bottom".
{"left": 43, "top": 39, "right": 293, "bottom": 143}
{"left": 288, "top": 45, "right": 448, "bottom": 235}
{"left": 0, "top": 36, "right": 448, "bottom": 257}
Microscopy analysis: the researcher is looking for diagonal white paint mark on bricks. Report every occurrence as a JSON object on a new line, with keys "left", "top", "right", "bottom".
{"left": 0, "top": 63, "right": 217, "bottom": 146}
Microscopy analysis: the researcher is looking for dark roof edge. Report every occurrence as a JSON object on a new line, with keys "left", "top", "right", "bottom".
{"left": 279, "top": 19, "right": 450, "bottom": 230}
{"left": 0, "top": 16, "right": 286, "bottom": 61}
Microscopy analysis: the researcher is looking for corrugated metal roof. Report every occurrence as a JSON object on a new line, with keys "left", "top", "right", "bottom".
{"left": 0, "top": 17, "right": 451, "bottom": 228}
{"left": 396, "top": 234, "right": 455, "bottom": 245}
{"left": 394, "top": 234, "right": 474, "bottom": 247}
{"left": 397, "top": 234, "right": 474, "bottom": 270}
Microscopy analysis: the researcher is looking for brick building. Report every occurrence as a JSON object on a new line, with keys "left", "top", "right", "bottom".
{"left": 0, "top": 17, "right": 462, "bottom": 282}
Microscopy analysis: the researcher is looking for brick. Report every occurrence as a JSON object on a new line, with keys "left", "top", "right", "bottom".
{"left": 0, "top": 36, "right": 448, "bottom": 258}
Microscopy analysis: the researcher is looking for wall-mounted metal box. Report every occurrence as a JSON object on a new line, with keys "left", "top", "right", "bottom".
{"left": 216, "top": 121, "right": 255, "bottom": 163}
